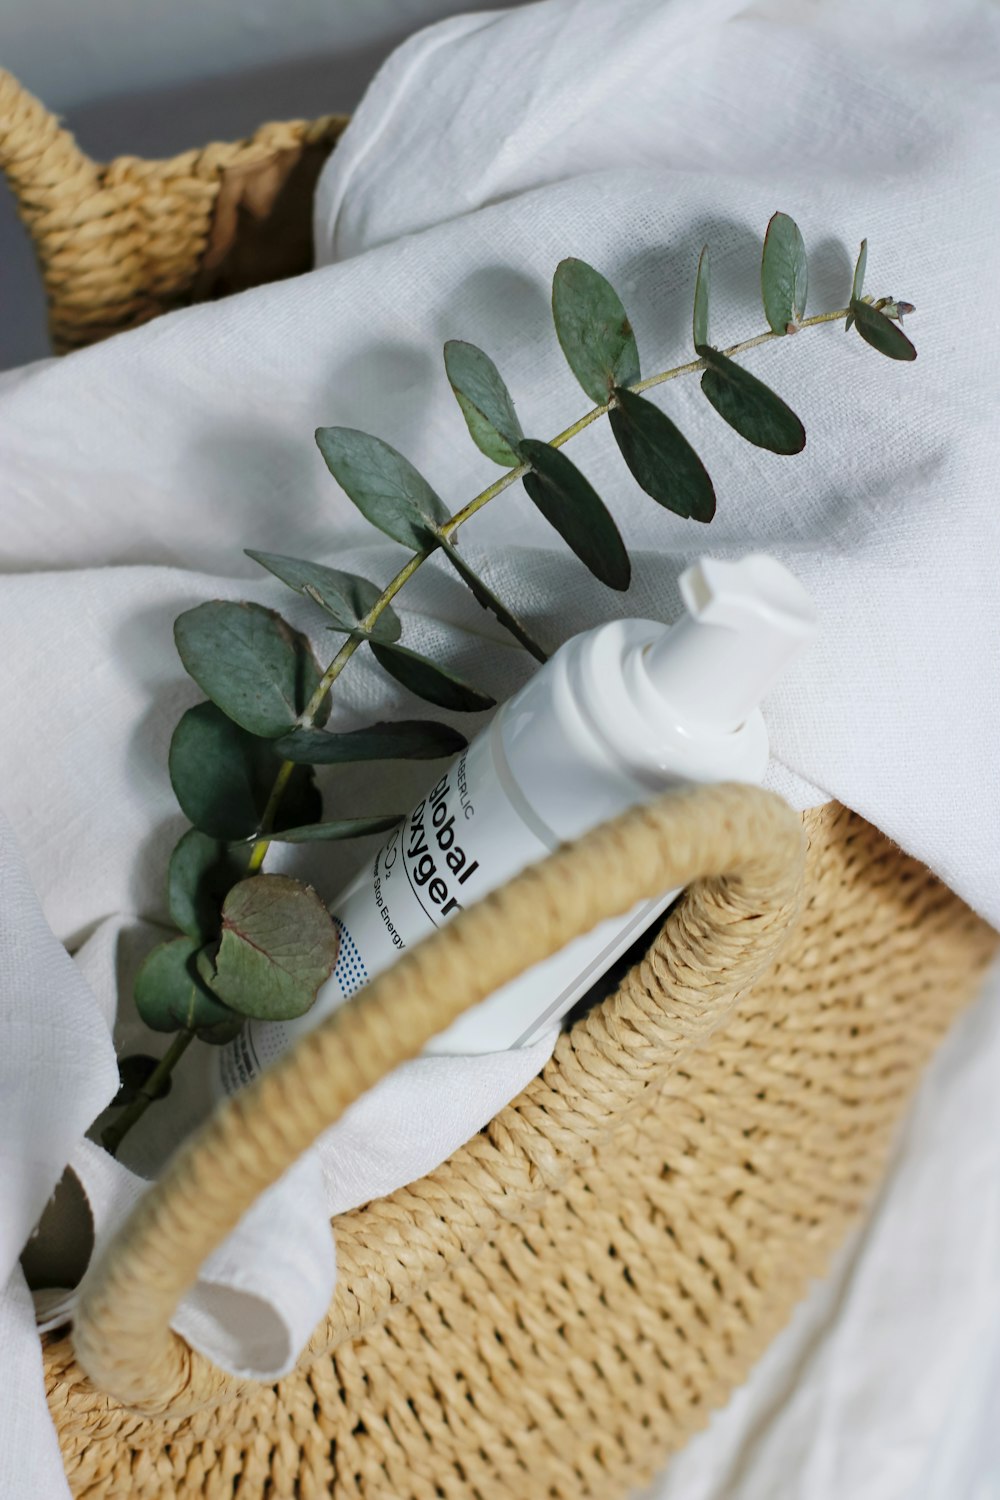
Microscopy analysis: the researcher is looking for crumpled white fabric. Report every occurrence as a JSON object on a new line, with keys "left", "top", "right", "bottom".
{"left": 1, "top": 0, "right": 999, "bottom": 1495}
{"left": 312, "top": 0, "right": 1000, "bottom": 928}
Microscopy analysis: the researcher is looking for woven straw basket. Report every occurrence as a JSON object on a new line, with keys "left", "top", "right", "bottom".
{"left": 3, "top": 70, "right": 997, "bottom": 1500}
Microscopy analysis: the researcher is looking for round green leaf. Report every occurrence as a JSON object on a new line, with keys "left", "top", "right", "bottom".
{"left": 609, "top": 387, "right": 716, "bottom": 523}
{"left": 174, "top": 600, "right": 324, "bottom": 738}
{"left": 169, "top": 702, "right": 321, "bottom": 840}
{"left": 368, "top": 642, "right": 496, "bottom": 712}
{"left": 552, "top": 258, "right": 640, "bottom": 406}
{"left": 168, "top": 828, "right": 248, "bottom": 944}
{"left": 761, "top": 212, "right": 808, "bottom": 333}
{"left": 259, "top": 815, "right": 403, "bottom": 844}
{"left": 206, "top": 874, "right": 340, "bottom": 1022}
{"left": 135, "top": 937, "right": 243, "bottom": 1043}
{"left": 444, "top": 340, "right": 523, "bottom": 466}
{"left": 519, "top": 438, "right": 631, "bottom": 591}
{"left": 245, "top": 550, "right": 401, "bottom": 643}
{"left": 849, "top": 298, "right": 917, "bottom": 361}
{"left": 276, "top": 719, "right": 468, "bottom": 764}
{"left": 692, "top": 246, "right": 711, "bottom": 350}
{"left": 315, "top": 427, "right": 449, "bottom": 550}
{"left": 438, "top": 537, "right": 548, "bottom": 663}
{"left": 698, "top": 347, "right": 806, "bottom": 455}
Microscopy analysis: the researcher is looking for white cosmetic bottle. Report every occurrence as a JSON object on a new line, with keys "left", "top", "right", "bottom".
{"left": 216, "top": 552, "right": 815, "bottom": 1092}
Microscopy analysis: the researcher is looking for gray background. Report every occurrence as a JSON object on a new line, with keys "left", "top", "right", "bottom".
{"left": 1, "top": 1, "right": 527, "bottom": 370}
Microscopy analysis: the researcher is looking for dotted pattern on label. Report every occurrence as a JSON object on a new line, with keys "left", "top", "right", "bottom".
{"left": 333, "top": 916, "right": 369, "bottom": 999}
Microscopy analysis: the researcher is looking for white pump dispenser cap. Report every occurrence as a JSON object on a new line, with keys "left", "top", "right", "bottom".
{"left": 642, "top": 554, "right": 818, "bottom": 734}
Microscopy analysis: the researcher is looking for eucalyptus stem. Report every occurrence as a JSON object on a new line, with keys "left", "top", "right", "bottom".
{"left": 247, "top": 307, "right": 849, "bottom": 871}
{"left": 101, "top": 1029, "right": 194, "bottom": 1158}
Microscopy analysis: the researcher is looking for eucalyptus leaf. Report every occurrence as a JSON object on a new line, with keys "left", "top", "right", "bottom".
{"left": 245, "top": 550, "right": 401, "bottom": 643}
{"left": 444, "top": 340, "right": 523, "bottom": 466}
{"left": 368, "top": 641, "right": 495, "bottom": 712}
{"left": 846, "top": 239, "right": 868, "bottom": 330}
{"left": 849, "top": 298, "right": 917, "bottom": 361}
{"left": 257, "top": 815, "right": 403, "bottom": 844}
{"left": 276, "top": 719, "right": 467, "bottom": 764}
{"left": 852, "top": 239, "right": 868, "bottom": 300}
{"left": 552, "top": 258, "right": 640, "bottom": 405}
{"left": 438, "top": 536, "right": 547, "bottom": 663}
{"left": 519, "top": 438, "right": 631, "bottom": 591}
{"left": 692, "top": 246, "right": 711, "bottom": 349}
{"left": 175, "top": 600, "right": 325, "bottom": 738}
{"left": 169, "top": 702, "right": 321, "bottom": 840}
{"left": 168, "top": 828, "right": 247, "bottom": 945}
{"left": 698, "top": 347, "right": 806, "bottom": 455}
{"left": 206, "top": 874, "right": 340, "bottom": 1022}
{"left": 315, "top": 427, "right": 449, "bottom": 550}
{"left": 135, "top": 937, "right": 243, "bottom": 1043}
{"left": 761, "top": 212, "right": 808, "bottom": 333}
{"left": 609, "top": 387, "right": 716, "bottom": 523}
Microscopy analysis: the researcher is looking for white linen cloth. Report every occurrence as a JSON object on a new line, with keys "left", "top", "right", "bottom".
{"left": 0, "top": 0, "right": 998, "bottom": 1494}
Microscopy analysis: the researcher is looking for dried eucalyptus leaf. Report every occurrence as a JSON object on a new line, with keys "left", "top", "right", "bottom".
{"left": 761, "top": 212, "right": 808, "bottom": 333}
{"left": 207, "top": 875, "right": 340, "bottom": 1022}
{"left": 519, "top": 438, "right": 631, "bottom": 592}
{"left": 168, "top": 828, "right": 247, "bottom": 945}
{"left": 692, "top": 246, "right": 711, "bottom": 349}
{"left": 259, "top": 815, "right": 403, "bottom": 844}
{"left": 174, "top": 600, "right": 324, "bottom": 738}
{"left": 276, "top": 719, "right": 467, "bottom": 764}
{"left": 609, "top": 387, "right": 716, "bottom": 523}
{"left": 850, "top": 298, "right": 917, "bottom": 361}
{"left": 135, "top": 936, "right": 243, "bottom": 1043}
{"left": 315, "top": 427, "right": 449, "bottom": 550}
{"left": 169, "top": 702, "right": 321, "bottom": 840}
{"left": 444, "top": 340, "right": 523, "bottom": 466}
{"left": 245, "top": 550, "right": 401, "bottom": 643}
{"left": 437, "top": 537, "right": 548, "bottom": 662}
{"left": 698, "top": 347, "right": 806, "bottom": 455}
{"left": 552, "top": 258, "right": 640, "bottom": 405}
{"left": 368, "top": 642, "right": 496, "bottom": 712}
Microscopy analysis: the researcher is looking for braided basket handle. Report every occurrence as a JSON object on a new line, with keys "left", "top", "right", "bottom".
{"left": 1, "top": 69, "right": 351, "bottom": 352}
{"left": 0, "top": 69, "right": 100, "bottom": 238}
{"left": 73, "top": 782, "right": 804, "bottom": 1413}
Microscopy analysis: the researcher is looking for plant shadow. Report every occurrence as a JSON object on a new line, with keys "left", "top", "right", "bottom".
{"left": 430, "top": 264, "right": 552, "bottom": 355}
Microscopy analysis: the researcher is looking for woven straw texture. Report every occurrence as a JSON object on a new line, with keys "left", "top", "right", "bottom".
{"left": 45, "top": 794, "right": 997, "bottom": 1498}
{"left": 2, "top": 71, "right": 996, "bottom": 1500}
{"left": 0, "top": 70, "right": 347, "bottom": 352}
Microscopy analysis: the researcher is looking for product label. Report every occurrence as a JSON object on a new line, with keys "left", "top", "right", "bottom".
{"left": 398, "top": 770, "right": 480, "bottom": 920}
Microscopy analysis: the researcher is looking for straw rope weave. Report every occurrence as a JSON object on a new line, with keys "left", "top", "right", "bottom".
{"left": 2, "top": 69, "right": 996, "bottom": 1499}
{"left": 0, "top": 70, "right": 347, "bottom": 351}
{"left": 45, "top": 795, "right": 997, "bottom": 1497}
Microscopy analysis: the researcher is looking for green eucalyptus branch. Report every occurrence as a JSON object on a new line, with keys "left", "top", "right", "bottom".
{"left": 246, "top": 303, "right": 856, "bottom": 871}
{"left": 104, "top": 217, "right": 917, "bottom": 1152}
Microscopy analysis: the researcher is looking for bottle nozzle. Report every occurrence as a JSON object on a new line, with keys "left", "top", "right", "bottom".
{"left": 643, "top": 554, "right": 817, "bottom": 734}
